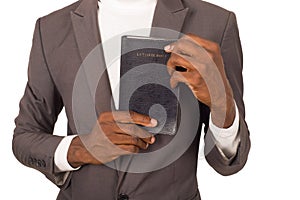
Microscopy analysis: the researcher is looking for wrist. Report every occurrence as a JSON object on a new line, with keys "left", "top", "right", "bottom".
{"left": 67, "top": 136, "right": 94, "bottom": 168}
{"left": 211, "top": 97, "right": 236, "bottom": 128}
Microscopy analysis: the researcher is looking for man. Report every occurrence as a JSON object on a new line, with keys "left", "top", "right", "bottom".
{"left": 12, "top": 0, "right": 250, "bottom": 199}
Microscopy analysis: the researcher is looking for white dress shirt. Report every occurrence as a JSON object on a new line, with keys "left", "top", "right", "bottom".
{"left": 54, "top": 0, "right": 240, "bottom": 171}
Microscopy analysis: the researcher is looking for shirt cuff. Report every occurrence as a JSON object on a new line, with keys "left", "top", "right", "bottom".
{"left": 209, "top": 101, "right": 241, "bottom": 159}
{"left": 54, "top": 135, "right": 81, "bottom": 172}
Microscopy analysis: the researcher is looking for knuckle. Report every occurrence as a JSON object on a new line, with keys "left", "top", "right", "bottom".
{"left": 129, "top": 110, "right": 135, "bottom": 116}
{"left": 142, "top": 115, "right": 150, "bottom": 123}
{"left": 116, "top": 123, "right": 125, "bottom": 134}
{"left": 133, "top": 146, "right": 139, "bottom": 153}
{"left": 166, "top": 59, "right": 173, "bottom": 67}
{"left": 99, "top": 112, "right": 111, "bottom": 121}
{"left": 130, "top": 137, "right": 138, "bottom": 145}
{"left": 135, "top": 127, "right": 147, "bottom": 137}
{"left": 128, "top": 145, "right": 139, "bottom": 153}
{"left": 118, "top": 110, "right": 127, "bottom": 117}
{"left": 104, "top": 128, "right": 114, "bottom": 138}
{"left": 211, "top": 42, "right": 220, "bottom": 52}
{"left": 175, "top": 41, "right": 184, "bottom": 51}
{"left": 167, "top": 54, "right": 177, "bottom": 66}
{"left": 129, "top": 111, "right": 136, "bottom": 120}
{"left": 186, "top": 33, "right": 195, "bottom": 37}
{"left": 128, "top": 125, "right": 137, "bottom": 134}
{"left": 99, "top": 122, "right": 109, "bottom": 133}
{"left": 122, "top": 125, "right": 130, "bottom": 134}
{"left": 140, "top": 130, "right": 151, "bottom": 139}
{"left": 184, "top": 33, "right": 197, "bottom": 41}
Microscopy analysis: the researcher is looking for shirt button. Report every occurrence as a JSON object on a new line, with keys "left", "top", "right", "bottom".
{"left": 118, "top": 193, "right": 129, "bottom": 200}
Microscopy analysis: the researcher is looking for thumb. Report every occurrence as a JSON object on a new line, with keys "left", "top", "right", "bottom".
{"left": 170, "top": 71, "right": 186, "bottom": 88}
{"left": 170, "top": 75, "right": 179, "bottom": 89}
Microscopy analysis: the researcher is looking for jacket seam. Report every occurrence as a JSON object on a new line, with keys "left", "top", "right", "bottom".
{"left": 37, "top": 18, "right": 64, "bottom": 100}
{"left": 220, "top": 11, "right": 232, "bottom": 47}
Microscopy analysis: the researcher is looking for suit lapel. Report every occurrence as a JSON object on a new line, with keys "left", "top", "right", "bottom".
{"left": 151, "top": 0, "right": 189, "bottom": 38}
{"left": 71, "top": 0, "right": 114, "bottom": 115}
{"left": 71, "top": 0, "right": 100, "bottom": 60}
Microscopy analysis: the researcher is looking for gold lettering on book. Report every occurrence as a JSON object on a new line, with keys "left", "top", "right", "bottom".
{"left": 136, "top": 52, "right": 165, "bottom": 58}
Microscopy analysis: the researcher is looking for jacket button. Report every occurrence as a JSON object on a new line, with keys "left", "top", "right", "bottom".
{"left": 118, "top": 193, "right": 129, "bottom": 200}
{"left": 41, "top": 160, "right": 46, "bottom": 167}
{"left": 28, "top": 157, "right": 33, "bottom": 165}
{"left": 36, "top": 159, "right": 42, "bottom": 167}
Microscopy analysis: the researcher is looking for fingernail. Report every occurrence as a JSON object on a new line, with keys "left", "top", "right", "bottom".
{"left": 146, "top": 143, "right": 149, "bottom": 148}
{"left": 164, "top": 45, "right": 173, "bottom": 52}
{"left": 150, "top": 136, "right": 156, "bottom": 144}
{"left": 151, "top": 118, "right": 158, "bottom": 127}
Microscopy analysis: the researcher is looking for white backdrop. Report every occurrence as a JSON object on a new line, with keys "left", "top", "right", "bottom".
{"left": 1, "top": 0, "right": 299, "bottom": 199}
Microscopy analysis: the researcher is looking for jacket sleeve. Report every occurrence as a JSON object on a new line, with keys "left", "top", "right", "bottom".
{"left": 204, "top": 12, "right": 251, "bottom": 176}
{"left": 12, "top": 18, "right": 68, "bottom": 186}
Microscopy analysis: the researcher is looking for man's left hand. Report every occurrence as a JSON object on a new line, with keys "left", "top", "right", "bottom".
{"left": 164, "top": 33, "right": 236, "bottom": 128}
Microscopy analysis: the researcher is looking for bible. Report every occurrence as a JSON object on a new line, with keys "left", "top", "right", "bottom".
{"left": 119, "top": 35, "right": 179, "bottom": 135}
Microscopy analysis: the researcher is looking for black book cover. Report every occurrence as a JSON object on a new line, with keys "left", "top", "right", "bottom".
{"left": 119, "top": 35, "right": 179, "bottom": 135}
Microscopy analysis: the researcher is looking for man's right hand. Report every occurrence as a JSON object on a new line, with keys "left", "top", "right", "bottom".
{"left": 67, "top": 111, "right": 157, "bottom": 168}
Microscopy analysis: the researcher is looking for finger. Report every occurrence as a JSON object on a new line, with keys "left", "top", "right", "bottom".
{"left": 180, "top": 33, "right": 220, "bottom": 59}
{"left": 165, "top": 39, "right": 195, "bottom": 57}
{"left": 111, "top": 133, "right": 149, "bottom": 149}
{"left": 114, "top": 123, "right": 155, "bottom": 144}
{"left": 165, "top": 39, "right": 199, "bottom": 56}
{"left": 129, "top": 111, "right": 158, "bottom": 127}
{"left": 101, "top": 111, "right": 158, "bottom": 127}
{"left": 118, "top": 111, "right": 157, "bottom": 127}
{"left": 164, "top": 43, "right": 175, "bottom": 53}
{"left": 166, "top": 65, "right": 175, "bottom": 76}
{"left": 165, "top": 37, "right": 213, "bottom": 65}
{"left": 117, "top": 145, "right": 140, "bottom": 154}
{"left": 169, "top": 71, "right": 188, "bottom": 88}
{"left": 167, "top": 53, "right": 192, "bottom": 72}
{"left": 181, "top": 34, "right": 211, "bottom": 50}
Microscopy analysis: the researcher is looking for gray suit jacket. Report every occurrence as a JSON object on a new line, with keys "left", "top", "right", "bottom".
{"left": 13, "top": 0, "right": 250, "bottom": 199}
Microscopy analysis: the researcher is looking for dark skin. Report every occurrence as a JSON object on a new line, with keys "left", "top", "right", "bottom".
{"left": 165, "top": 33, "right": 236, "bottom": 128}
{"left": 68, "top": 34, "right": 235, "bottom": 168}
{"left": 68, "top": 111, "right": 157, "bottom": 167}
